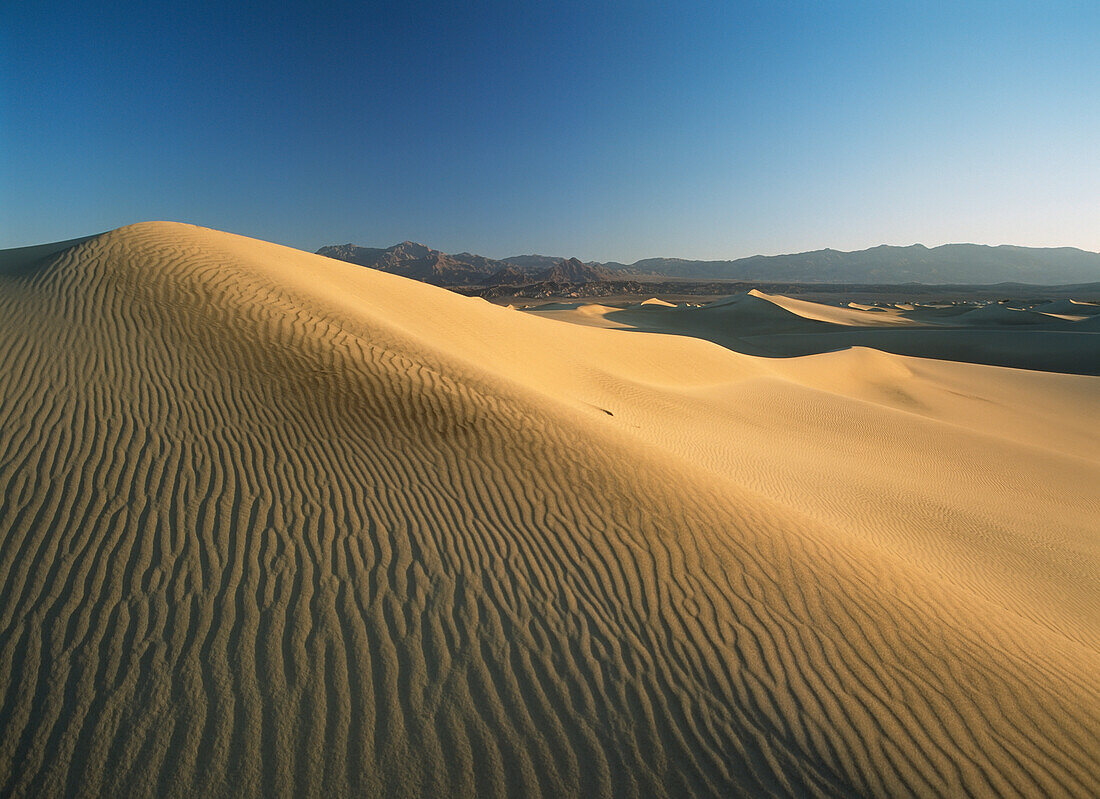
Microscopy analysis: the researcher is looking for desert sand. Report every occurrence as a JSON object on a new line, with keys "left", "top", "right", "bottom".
{"left": 0, "top": 222, "right": 1096, "bottom": 797}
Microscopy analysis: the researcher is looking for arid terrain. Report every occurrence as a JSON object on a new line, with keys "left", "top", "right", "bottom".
{"left": 0, "top": 222, "right": 1097, "bottom": 797}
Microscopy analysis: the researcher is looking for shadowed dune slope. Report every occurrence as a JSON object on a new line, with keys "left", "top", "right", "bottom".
{"left": 589, "top": 291, "right": 1100, "bottom": 374}
{"left": 0, "top": 223, "right": 1097, "bottom": 798}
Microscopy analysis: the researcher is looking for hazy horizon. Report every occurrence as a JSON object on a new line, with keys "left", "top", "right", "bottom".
{"left": 8, "top": 223, "right": 1100, "bottom": 267}
{"left": 3, "top": 2, "right": 1098, "bottom": 264}
{"left": 326, "top": 237, "right": 1100, "bottom": 265}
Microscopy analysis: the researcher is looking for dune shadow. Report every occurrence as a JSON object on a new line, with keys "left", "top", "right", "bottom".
{"left": 600, "top": 306, "right": 1100, "bottom": 375}
{"left": 0, "top": 235, "right": 98, "bottom": 277}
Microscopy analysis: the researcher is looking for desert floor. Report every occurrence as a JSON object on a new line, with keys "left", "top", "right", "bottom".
{"left": 0, "top": 223, "right": 1096, "bottom": 797}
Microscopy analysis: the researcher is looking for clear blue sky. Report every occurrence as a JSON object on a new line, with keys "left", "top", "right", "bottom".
{"left": 3, "top": 1, "right": 1097, "bottom": 261}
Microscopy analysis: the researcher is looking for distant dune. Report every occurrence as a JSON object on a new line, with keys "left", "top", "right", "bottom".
{"left": 0, "top": 223, "right": 1097, "bottom": 797}
{"left": 530, "top": 288, "right": 1100, "bottom": 374}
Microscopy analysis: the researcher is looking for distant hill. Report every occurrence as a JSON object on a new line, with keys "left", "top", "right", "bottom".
{"left": 316, "top": 243, "right": 610, "bottom": 286}
{"left": 315, "top": 241, "right": 515, "bottom": 286}
{"left": 502, "top": 254, "right": 562, "bottom": 271}
{"left": 625, "top": 244, "right": 1100, "bottom": 284}
{"left": 318, "top": 241, "right": 1100, "bottom": 286}
{"left": 479, "top": 263, "right": 528, "bottom": 286}
{"left": 534, "top": 257, "right": 616, "bottom": 283}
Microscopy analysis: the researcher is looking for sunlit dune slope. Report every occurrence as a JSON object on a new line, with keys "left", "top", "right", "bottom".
{"left": 742, "top": 289, "right": 916, "bottom": 326}
{"left": 0, "top": 223, "right": 1096, "bottom": 798}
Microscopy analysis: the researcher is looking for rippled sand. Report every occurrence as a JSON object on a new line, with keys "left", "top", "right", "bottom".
{"left": 0, "top": 223, "right": 1096, "bottom": 797}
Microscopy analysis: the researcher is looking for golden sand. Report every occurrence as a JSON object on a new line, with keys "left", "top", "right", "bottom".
{"left": 0, "top": 223, "right": 1096, "bottom": 797}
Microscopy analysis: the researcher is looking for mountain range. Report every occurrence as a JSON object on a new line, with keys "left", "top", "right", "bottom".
{"left": 313, "top": 241, "right": 507, "bottom": 285}
{"left": 315, "top": 243, "right": 614, "bottom": 285}
{"left": 317, "top": 241, "right": 1100, "bottom": 286}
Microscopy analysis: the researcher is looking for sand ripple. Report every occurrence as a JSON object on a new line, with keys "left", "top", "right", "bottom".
{"left": 0, "top": 223, "right": 1096, "bottom": 797}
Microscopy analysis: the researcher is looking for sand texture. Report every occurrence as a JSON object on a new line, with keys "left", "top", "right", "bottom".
{"left": 0, "top": 223, "right": 1097, "bottom": 797}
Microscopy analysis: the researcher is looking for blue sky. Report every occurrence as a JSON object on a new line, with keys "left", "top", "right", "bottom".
{"left": 3, "top": 1, "right": 1097, "bottom": 261}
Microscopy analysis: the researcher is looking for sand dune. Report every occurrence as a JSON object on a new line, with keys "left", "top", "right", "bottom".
{"left": 568, "top": 290, "right": 1100, "bottom": 373}
{"left": 955, "top": 303, "right": 1049, "bottom": 325}
{"left": 747, "top": 289, "right": 915, "bottom": 327}
{"left": 0, "top": 223, "right": 1097, "bottom": 797}
{"left": 1037, "top": 298, "right": 1100, "bottom": 316}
